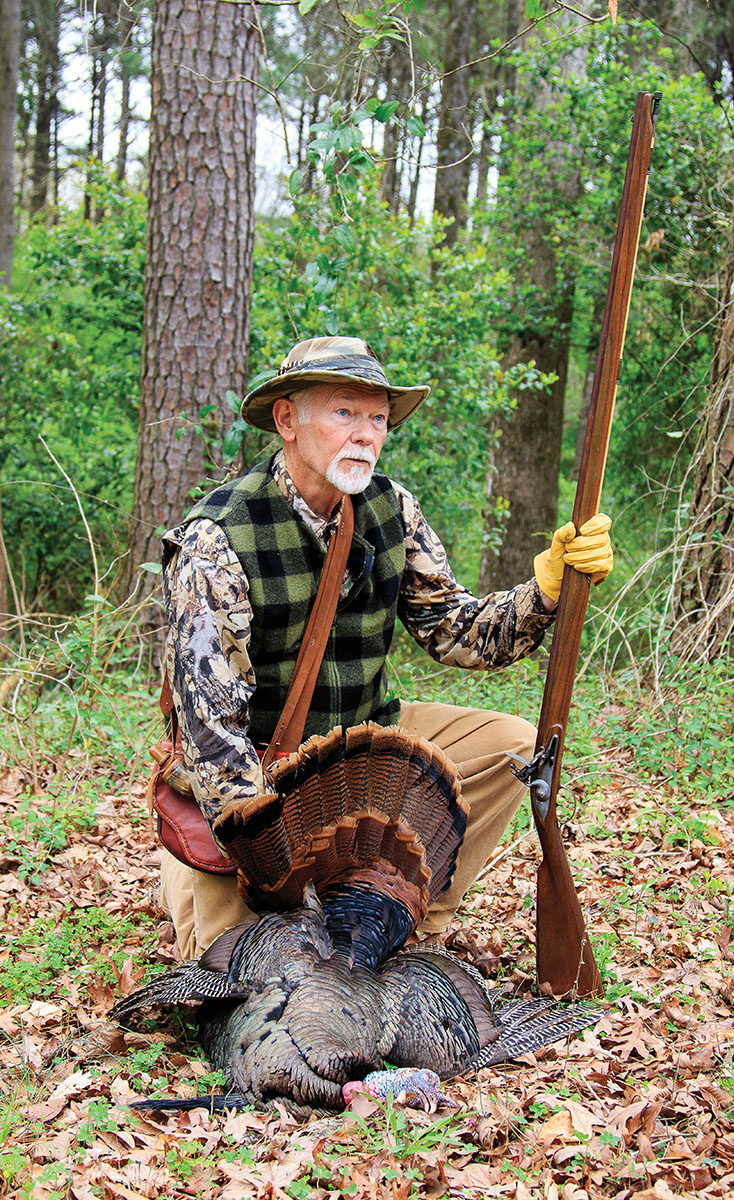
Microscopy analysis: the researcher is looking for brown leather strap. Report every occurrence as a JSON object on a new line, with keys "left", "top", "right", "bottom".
{"left": 159, "top": 672, "right": 177, "bottom": 743}
{"left": 158, "top": 495, "right": 355, "bottom": 770}
{"left": 261, "top": 494, "right": 354, "bottom": 769}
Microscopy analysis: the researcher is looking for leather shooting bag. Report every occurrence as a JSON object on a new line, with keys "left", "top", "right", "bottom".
{"left": 149, "top": 496, "right": 355, "bottom": 874}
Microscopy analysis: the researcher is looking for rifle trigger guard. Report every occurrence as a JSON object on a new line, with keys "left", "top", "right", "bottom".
{"left": 507, "top": 733, "right": 560, "bottom": 821}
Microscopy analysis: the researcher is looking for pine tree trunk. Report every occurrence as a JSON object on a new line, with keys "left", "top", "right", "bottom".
{"left": 673, "top": 207, "right": 734, "bottom": 658}
{"left": 0, "top": 0, "right": 20, "bottom": 288}
{"left": 125, "top": 0, "right": 259, "bottom": 598}
{"left": 407, "top": 105, "right": 426, "bottom": 228}
{"left": 115, "top": 0, "right": 138, "bottom": 183}
{"left": 95, "top": 52, "right": 106, "bottom": 164}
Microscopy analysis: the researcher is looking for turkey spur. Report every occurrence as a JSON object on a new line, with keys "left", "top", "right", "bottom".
{"left": 112, "top": 724, "right": 601, "bottom": 1112}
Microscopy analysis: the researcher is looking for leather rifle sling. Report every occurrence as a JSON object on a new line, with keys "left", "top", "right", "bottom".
{"left": 261, "top": 493, "right": 354, "bottom": 769}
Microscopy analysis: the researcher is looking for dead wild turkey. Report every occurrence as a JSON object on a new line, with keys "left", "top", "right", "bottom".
{"left": 112, "top": 724, "right": 601, "bottom": 1114}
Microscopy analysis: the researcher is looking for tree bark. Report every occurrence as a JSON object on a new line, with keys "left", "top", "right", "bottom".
{"left": 672, "top": 206, "right": 734, "bottom": 659}
{"left": 406, "top": 100, "right": 427, "bottom": 227}
{"left": 432, "top": 0, "right": 478, "bottom": 246}
{"left": 29, "top": 0, "right": 60, "bottom": 217}
{"left": 379, "top": 41, "right": 412, "bottom": 213}
{"left": 116, "top": 65, "right": 132, "bottom": 183}
{"left": 479, "top": 274, "right": 576, "bottom": 592}
{"left": 125, "top": 0, "right": 259, "bottom": 597}
{"left": 0, "top": 0, "right": 20, "bottom": 288}
{"left": 475, "top": 0, "right": 518, "bottom": 211}
{"left": 84, "top": 53, "right": 99, "bottom": 222}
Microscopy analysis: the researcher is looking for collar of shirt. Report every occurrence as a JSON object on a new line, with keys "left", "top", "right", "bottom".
{"left": 271, "top": 449, "right": 342, "bottom": 546}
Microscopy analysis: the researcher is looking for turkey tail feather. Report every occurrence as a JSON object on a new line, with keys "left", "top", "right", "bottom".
{"left": 130, "top": 1092, "right": 250, "bottom": 1113}
{"left": 476, "top": 1000, "right": 602, "bottom": 1068}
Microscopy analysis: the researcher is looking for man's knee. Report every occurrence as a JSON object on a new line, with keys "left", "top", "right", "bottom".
{"left": 159, "top": 848, "right": 254, "bottom": 959}
{"left": 494, "top": 712, "right": 536, "bottom": 759}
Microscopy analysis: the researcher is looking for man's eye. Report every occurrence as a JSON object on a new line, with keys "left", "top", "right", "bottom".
{"left": 335, "top": 408, "right": 350, "bottom": 418}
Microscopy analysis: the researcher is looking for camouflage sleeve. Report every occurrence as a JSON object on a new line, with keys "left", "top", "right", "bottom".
{"left": 162, "top": 518, "right": 266, "bottom": 837}
{"left": 394, "top": 484, "right": 555, "bottom": 670}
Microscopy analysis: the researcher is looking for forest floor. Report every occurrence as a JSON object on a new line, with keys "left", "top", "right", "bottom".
{"left": 1, "top": 724, "right": 733, "bottom": 1200}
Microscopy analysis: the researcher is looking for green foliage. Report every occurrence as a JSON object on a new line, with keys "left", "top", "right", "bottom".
{"left": 0, "top": 905, "right": 158, "bottom": 1003}
{"left": 483, "top": 18, "right": 728, "bottom": 565}
{"left": 346, "top": 1094, "right": 476, "bottom": 1158}
{"left": 599, "top": 655, "right": 734, "bottom": 798}
{"left": 2, "top": 167, "right": 144, "bottom": 611}
{"left": 3, "top": 789, "right": 100, "bottom": 883}
{"left": 3, "top": 19, "right": 730, "bottom": 647}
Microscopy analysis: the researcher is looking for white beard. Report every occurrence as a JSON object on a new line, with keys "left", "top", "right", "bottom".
{"left": 325, "top": 450, "right": 376, "bottom": 494}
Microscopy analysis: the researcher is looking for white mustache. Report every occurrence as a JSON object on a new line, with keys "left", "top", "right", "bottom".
{"left": 333, "top": 448, "right": 376, "bottom": 467}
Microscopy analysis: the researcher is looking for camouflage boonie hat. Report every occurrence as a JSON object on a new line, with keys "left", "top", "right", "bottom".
{"left": 242, "top": 336, "right": 430, "bottom": 433}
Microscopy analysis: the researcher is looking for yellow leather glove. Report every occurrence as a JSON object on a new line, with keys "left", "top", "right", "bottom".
{"left": 533, "top": 513, "right": 613, "bottom": 603}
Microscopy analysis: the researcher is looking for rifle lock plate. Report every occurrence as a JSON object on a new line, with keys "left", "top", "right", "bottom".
{"left": 506, "top": 732, "right": 560, "bottom": 821}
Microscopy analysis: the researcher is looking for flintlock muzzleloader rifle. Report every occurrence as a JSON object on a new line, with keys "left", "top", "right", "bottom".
{"left": 510, "top": 91, "right": 661, "bottom": 999}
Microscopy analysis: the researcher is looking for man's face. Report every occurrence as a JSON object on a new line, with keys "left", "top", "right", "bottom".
{"left": 277, "top": 383, "right": 390, "bottom": 501}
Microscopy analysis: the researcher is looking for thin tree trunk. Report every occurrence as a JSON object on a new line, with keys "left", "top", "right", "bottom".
{"left": 125, "top": 0, "right": 259, "bottom": 602}
{"left": 115, "top": 1, "right": 140, "bottom": 184}
{"left": 96, "top": 54, "right": 107, "bottom": 164}
{"left": 94, "top": 21, "right": 109, "bottom": 223}
{"left": 407, "top": 105, "right": 426, "bottom": 228}
{"left": 303, "top": 90, "right": 321, "bottom": 191}
{"left": 474, "top": 103, "right": 494, "bottom": 210}
{"left": 379, "top": 41, "right": 412, "bottom": 212}
{"left": 84, "top": 54, "right": 99, "bottom": 222}
{"left": 29, "top": 0, "right": 60, "bottom": 217}
{"left": 433, "top": 0, "right": 478, "bottom": 247}
{"left": 117, "top": 68, "right": 131, "bottom": 182}
{"left": 0, "top": 0, "right": 20, "bottom": 287}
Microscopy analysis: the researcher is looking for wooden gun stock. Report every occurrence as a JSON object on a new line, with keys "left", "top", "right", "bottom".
{"left": 530, "top": 92, "right": 659, "bottom": 998}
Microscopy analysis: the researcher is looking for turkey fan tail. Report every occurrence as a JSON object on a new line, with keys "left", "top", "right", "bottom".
{"left": 213, "top": 723, "right": 467, "bottom": 914}
{"left": 474, "top": 999, "right": 603, "bottom": 1069}
{"left": 362, "top": 726, "right": 414, "bottom": 820}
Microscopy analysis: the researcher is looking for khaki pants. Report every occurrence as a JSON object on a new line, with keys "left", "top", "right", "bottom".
{"left": 159, "top": 700, "right": 535, "bottom": 960}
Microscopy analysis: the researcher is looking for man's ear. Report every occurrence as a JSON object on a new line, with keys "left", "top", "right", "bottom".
{"left": 272, "top": 397, "right": 297, "bottom": 442}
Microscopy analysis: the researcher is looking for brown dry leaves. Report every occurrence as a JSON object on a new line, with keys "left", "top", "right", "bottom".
{"left": 1, "top": 740, "right": 733, "bottom": 1200}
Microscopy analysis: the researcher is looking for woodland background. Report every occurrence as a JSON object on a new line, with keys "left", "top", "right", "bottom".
{"left": 0, "top": 1, "right": 733, "bottom": 1197}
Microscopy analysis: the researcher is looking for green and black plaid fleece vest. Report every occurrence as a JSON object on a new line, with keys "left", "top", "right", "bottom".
{"left": 185, "top": 459, "right": 405, "bottom": 746}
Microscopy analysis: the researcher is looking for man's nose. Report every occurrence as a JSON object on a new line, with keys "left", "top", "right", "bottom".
{"left": 349, "top": 415, "right": 379, "bottom": 443}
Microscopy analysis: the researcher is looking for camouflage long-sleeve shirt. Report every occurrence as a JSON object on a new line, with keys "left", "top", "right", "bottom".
{"left": 163, "top": 451, "right": 554, "bottom": 832}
